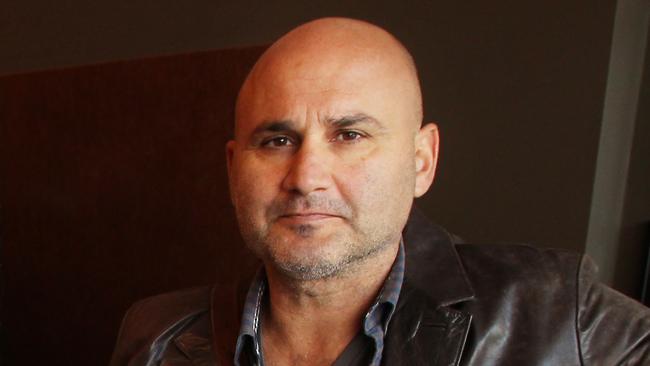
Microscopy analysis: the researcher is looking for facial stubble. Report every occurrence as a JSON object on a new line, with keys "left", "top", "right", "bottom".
{"left": 236, "top": 196, "right": 399, "bottom": 281}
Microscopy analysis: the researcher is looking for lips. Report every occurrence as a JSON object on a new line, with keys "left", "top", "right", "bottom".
{"left": 278, "top": 212, "right": 341, "bottom": 221}
{"left": 268, "top": 196, "right": 352, "bottom": 223}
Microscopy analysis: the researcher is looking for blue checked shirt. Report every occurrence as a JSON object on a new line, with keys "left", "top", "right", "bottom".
{"left": 234, "top": 240, "right": 405, "bottom": 366}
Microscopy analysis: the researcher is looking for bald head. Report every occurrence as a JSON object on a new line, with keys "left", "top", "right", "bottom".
{"left": 235, "top": 18, "right": 423, "bottom": 137}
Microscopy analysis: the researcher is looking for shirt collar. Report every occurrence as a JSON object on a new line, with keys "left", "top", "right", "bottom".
{"left": 362, "top": 239, "right": 405, "bottom": 365}
{"left": 234, "top": 240, "right": 406, "bottom": 366}
{"left": 234, "top": 267, "right": 266, "bottom": 366}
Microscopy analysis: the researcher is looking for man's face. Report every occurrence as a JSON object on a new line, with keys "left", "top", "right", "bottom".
{"left": 227, "top": 35, "right": 431, "bottom": 280}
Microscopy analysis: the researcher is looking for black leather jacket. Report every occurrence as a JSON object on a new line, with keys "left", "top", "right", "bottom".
{"left": 110, "top": 210, "right": 650, "bottom": 365}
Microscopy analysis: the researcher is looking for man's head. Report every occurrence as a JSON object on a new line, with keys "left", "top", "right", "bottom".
{"left": 227, "top": 17, "right": 439, "bottom": 280}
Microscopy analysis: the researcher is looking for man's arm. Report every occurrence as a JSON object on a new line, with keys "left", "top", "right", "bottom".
{"left": 578, "top": 256, "right": 650, "bottom": 365}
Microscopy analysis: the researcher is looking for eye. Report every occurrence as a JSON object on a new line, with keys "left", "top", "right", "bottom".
{"left": 261, "top": 136, "right": 295, "bottom": 148}
{"left": 333, "top": 130, "right": 364, "bottom": 142}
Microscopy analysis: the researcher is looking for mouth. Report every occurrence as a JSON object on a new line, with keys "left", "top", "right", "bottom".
{"left": 277, "top": 212, "right": 342, "bottom": 222}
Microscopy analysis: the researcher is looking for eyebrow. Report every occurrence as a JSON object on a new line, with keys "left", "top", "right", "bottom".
{"left": 250, "top": 113, "right": 384, "bottom": 137}
{"left": 251, "top": 120, "right": 294, "bottom": 136}
{"left": 326, "top": 113, "right": 384, "bottom": 129}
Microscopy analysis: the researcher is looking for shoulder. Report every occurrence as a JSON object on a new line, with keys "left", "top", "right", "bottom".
{"left": 451, "top": 243, "right": 587, "bottom": 328}
{"left": 127, "top": 286, "right": 211, "bottom": 315}
{"left": 109, "top": 286, "right": 212, "bottom": 365}
{"left": 455, "top": 243, "right": 583, "bottom": 279}
{"left": 454, "top": 243, "right": 650, "bottom": 363}
{"left": 455, "top": 243, "right": 583, "bottom": 299}
{"left": 121, "top": 286, "right": 212, "bottom": 333}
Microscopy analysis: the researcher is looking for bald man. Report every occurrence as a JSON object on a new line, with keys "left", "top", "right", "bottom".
{"left": 110, "top": 18, "right": 650, "bottom": 365}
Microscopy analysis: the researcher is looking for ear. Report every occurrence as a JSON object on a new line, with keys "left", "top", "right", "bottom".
{"left": 226, "top": 139, "right": 236, "bottom": 178}
{"left": 225, "top": 140, "right": 237, "bottom": 204}
{"left": 414, "top": 123, "right": 439, "bottom": 197}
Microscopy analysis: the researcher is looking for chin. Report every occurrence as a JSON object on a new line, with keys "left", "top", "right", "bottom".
{"left": 248, "top": 223, "right": 398, "bottom": 281}
{"left": 259, "top": 233, "right": 347, "bottom": 280}
{"left": 274, "top": 258, "right": 345, "bottom": 281}
{"left": 269, "top": 239, "right": 389, "bottom": 282}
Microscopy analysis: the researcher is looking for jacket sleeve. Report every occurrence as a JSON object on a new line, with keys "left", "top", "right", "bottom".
{"left": 577, "top": 255, "right": 650, "bottom": 365}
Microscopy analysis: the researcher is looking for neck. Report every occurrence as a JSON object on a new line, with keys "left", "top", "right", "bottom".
{"left": 260, "top": 241, "right": 399, "bottom": 366}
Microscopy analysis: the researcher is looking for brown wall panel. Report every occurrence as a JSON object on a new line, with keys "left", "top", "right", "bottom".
{"left": 0, "top": 46, "right": 264, "bottom": 365}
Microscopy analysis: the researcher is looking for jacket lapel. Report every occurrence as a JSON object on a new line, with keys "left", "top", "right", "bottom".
{"left": 382, "top": 208, "right": 474, "bottom": 365}
{"left": 210, "top": 266, "right": 259, "bottom": 366}
{"left": 383, "top": 292, "right": 472, "bottom": 365}
{"left": 173, "top": 332, "right": 216, "bottom": 366}
{"left": 166, "top": 273, "right": 254, "bottom": 366}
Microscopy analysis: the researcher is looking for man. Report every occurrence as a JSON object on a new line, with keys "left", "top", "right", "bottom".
{"left": 110, "top": 18, "right": 650, "bottom": 365}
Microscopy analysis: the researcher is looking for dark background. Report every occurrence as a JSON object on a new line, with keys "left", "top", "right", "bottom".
{"left": 1, "top": 1, "right": 648, "bottom": 365}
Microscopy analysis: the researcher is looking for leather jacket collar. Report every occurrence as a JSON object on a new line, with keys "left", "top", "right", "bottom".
{"left": 382, "top": 208, "right": 475, "bottom": 365}
{"left": 401, "top": 207, "right": 474, "bottom": 307}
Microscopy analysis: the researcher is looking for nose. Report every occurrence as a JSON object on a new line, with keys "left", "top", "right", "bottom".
{"left": 281, "top": 139, "right": 332, "bottom": 195}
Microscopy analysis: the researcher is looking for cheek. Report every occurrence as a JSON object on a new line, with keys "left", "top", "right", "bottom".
{"left": 231, "top": 158, "right": 279, "bottom": 215}
{"left": 338, "top": 151, "right": 415, "bottom": 213}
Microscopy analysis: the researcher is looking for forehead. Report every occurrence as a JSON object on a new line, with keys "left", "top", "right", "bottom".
{"left": 236, "top": 54, "right": 412, "bottom": 136}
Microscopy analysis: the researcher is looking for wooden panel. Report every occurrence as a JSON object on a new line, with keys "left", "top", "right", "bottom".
{"left": 0, "top": 46, "right": 265, "bottom": 365}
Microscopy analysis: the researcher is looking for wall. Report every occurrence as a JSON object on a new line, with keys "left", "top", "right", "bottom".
{"left": 613, "top": 20, "right": 650, "bottom": 296}
{"left": 3, "top": 1, "right": 647, "bottom": 295}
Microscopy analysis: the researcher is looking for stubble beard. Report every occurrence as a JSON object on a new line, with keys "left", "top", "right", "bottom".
{"left": 274, "top": 227, "right": 395, "bottom": 281}
{"left": 237, "top": 212, "right": 398, "bottom": 281}
{"left": 235, "top": 192, "right": 403, "bottom": 281}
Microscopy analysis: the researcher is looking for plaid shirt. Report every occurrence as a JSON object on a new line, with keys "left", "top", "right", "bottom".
{"left": 234, "top": 240, "right": 405, "bottom": 366}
